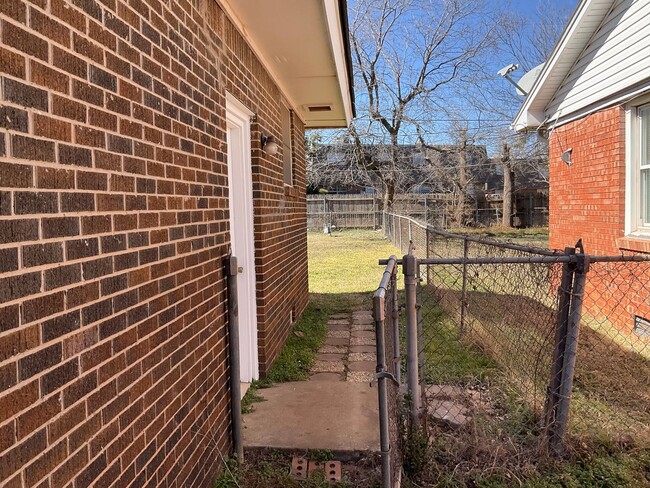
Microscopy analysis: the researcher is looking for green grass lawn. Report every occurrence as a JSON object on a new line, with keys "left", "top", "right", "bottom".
{"left": 309, "top": 228, "right": 401, "bottom": 295}
{"left": 228, "top": 228, "right": 649, "bottom": 488}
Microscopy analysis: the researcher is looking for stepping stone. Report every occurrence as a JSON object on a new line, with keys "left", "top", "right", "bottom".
{"left": 349, "top": 352, "right": 375, "bottom": 362}
{"left": 352, "top": 317, "right": 375, "bottom": 325}
{"left": 427, "top": 400, "right": 469, "bottom": 427}
{"left": 348, "top": 361, "right": 376, "bottom": 372}
{"left": 426, "top": 384, "right": 465, "bottom": 399}
{"left": 328, "top": 324, "right": 350, "bottom": 332}
{"left": 350, "top": 337, "right": 375, "bottom": 347}
{"left": 330, "top": 313, "right": 349, "bottom": 320}
{"left": 350, "top": 345, "right": 375, "bottom": 353}
{"left": 351, "top": 323, "right": 374, "bottom": 331}
{"left": 309, "top": 372, "right": 344, "bottom": 381}
{"left": 352, "top": 311, "right": 373, "bottom": 318}
{"left": 320, "top": 345, "right": 347, "bottom": 354}
{"left": 325, "top": 337, "right": 349, "bottom": 347}
{"left": 328, "top": 319, "right": 350, "bottom": 326}
{"left": 351, "top": 331, "right": 375, "bottom": 339}
{"left": 312, "top": 360, "right": 345, "bottom": 373}
{"left": 317, "top": 353, "right": 345, "bottom": 362}
{"left": 347, "top": 371, "right": 374, "bottom": 383}
{"left": 327, "top": 330, "right": 350, "bottom": 338}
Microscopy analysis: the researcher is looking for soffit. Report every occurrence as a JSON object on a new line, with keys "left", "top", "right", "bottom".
{"left": 221, "top": 0, "right": 353, "bottom": 128}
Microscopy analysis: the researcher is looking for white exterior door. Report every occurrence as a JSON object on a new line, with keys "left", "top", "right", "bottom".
{"left": 226, "top": 94, "right": 259, "bottom": 382}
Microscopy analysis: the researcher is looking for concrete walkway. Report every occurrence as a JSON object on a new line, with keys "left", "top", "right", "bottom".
{"left": 242, "top": 311, "right": 379, "bottom": 452}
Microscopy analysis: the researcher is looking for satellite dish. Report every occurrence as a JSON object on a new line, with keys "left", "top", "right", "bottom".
{"left": 516, "top": 63, "right": 545, "bottom": 96}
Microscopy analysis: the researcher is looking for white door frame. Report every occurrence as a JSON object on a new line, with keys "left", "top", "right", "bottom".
{"left": 226, "top": 93, "right": 259, "bottom": 382}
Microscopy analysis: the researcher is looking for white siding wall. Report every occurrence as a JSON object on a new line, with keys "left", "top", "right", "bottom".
{"left": 546, "top": 0, "right": 650, "bottom": 119}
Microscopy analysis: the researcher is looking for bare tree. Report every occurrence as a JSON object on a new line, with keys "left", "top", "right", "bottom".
{"left": 346, "top": 0, "right": 499, "bottom": 209}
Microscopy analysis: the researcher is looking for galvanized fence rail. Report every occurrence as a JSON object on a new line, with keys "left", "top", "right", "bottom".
{"left": 373, "top": 256, "right": 401, "bottom": 488}
{"left": 375, "top": 213, "right": 650, "bottom": 484}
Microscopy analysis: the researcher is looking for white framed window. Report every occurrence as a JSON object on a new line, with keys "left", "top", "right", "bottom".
{"left": 282, "top": 103, "right": 293, "bottom": 186}
{"left": 625, "top": 100, "right": 650, "bottom": 236}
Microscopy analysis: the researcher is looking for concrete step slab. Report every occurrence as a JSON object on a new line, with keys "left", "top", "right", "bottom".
{"left": 350, "top": 345, "right": 376, "bottom": 353}
{"left": 320, "top": 345, "right": 347, "bottom": 354}
{"left": 328, "top": 324, "right": 350, "bottom": 332}
{"left": 349, "top": 352, "right": 376, "bottom": 362}
{"left": 348, "top": 361, "right": 375, "bottom": 372}
{"left": 325, "top": 337, "right": 349, "bottom": 347}
{"left": 327, "top": 330, "right": 350, "bottom": 338}
{"left": 351, "top": 323, "right": 374, "bottom": 331}
{"left": 330, "top": 313, "right": 350, "bottom": 320}
{"left": 328, "top": 319, "right": 350, "bottom": 326}
{"left": 351, "top": 311, "right": 373, "bottom": 318}
{"left": 317, "top": 353, "right": 346, "bottom": 362}
{"left": 243, "top": 381, "right": 379, "bottom": 451}
{"left": 347, "top": 371, "right": 374, "bottom": 383}
{"left": 351, "top": 331, "right": 375, "bottom": 339}
{"left": 309, "top": 372, "right": 344, "bottom": 381}
{"left": 311, "top": 360, "right": 345, "bottom": 374}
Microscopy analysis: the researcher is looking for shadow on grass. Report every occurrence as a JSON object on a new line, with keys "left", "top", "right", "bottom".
{"left": 422, "top": 284, "right": 650, "bottom": 444}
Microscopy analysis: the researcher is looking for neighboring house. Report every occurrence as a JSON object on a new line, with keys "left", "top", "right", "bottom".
{"left": 512, "top": 0, "right": 650, "bottom": 332}
{"left": 308, "top": 143, "right": 548, "bottom": 227}
{"left": 0, "top": 0, "right": 353, "bottom": 486}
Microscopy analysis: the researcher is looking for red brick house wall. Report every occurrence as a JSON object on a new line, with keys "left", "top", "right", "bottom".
{"left": 0, "top": 0, "right": 308, "bottom": 486}
{"left": 548, "top": 105, "right": 650, "bottom": 334}
{"left": 548, "top": 105, "right": 626, "bottom": 255}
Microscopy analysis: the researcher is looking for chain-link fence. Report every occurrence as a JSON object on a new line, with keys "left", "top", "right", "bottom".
{"left": 373, "top": 257, "right": 402, "bottom": 488}
{"left": 377, "top": 213, "right": 650, "bottom": 484}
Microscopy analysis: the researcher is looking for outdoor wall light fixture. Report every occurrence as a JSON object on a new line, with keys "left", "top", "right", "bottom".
{"left": 561, "top": 148, "right": 573, "bottom": 166}
{"left": 261, "top": 134, "right": 279, "bottom": 155}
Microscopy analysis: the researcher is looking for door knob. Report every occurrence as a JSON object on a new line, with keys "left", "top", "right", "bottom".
{"left": 238, "top": 266, "right": 244, "bottom": 273}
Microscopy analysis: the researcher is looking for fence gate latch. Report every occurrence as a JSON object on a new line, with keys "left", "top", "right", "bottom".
{"left": 371, "top": 371, "right": 399, "bottom": 387}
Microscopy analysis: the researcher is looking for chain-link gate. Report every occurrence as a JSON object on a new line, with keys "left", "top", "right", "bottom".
{"left": 376, "top": 219, "right": 650, "bottom": 486}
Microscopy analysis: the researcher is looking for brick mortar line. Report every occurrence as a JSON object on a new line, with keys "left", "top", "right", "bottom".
{"left": 0, "top": 215, "right": 225, "bottom": 250}
{"left": 0, "top": 248, "right": 224, "bottom": 349}
{"left": 0, "top": 281, "right": 227, "bottom": 445}
{"left": 0, "top": 234, "right": 224, "bottom": 302}
{"left": 1, "top": 58, "right": 220, "bottom": 159}
{"left": 0, "top": 134, "right": 225, "bottom": 184}
{"left": 77, "top": 327, "right": 229, "bottom": 485}
{"left": 12, "top": 327, "right": 228, "bottom": 486}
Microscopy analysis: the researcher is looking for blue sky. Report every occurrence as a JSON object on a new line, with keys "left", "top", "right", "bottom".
{"left": 508, "top": 0, "right": 579, "bottom": 17}
{"left": 334, "top": 0, "right": 583, "bottom": 154}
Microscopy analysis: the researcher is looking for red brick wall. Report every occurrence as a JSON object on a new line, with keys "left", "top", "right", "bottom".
{"left": 548, "top": 105, "right": 626, "bottom": 255}
{"left": 548, "top": 105, "right": 650, "bottom": 335}
{"left": 0, "top": 0, "right": 308, "bottom": 486}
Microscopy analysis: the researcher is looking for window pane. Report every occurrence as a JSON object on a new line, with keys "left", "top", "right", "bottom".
{"left": 640, "top": 107, "right": 650, "bottom": 168}
{"left": 642, "top": 168, "right": 650, "bottom": 226}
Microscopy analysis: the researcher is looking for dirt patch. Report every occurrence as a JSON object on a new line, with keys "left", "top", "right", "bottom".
{"left": 215, "top": 448, "right": 381, "bottom": 488}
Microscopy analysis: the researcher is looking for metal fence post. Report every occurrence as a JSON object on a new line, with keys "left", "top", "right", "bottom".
{"left": 553, "top": 252, "right": 589, "bottom": 454}
{"left": 403, "top": 253, "right": 421, "bottom": 423}
{"left": 373, "top": 292, "right": 392, "bottom": 488}
{"left": 545, "top": 247, "right": 575, "bottom": 450}
{"left": 459, "top": 237, "right": 469, "bottom": 336}
{"left": 226, "top": 256, "right": 244, "bottom": 461}
{"left": 425, "top": 227, "right": 430, "bottom": 285}
{"left": 391, "top": 272, "right": 401, "bottom": 385}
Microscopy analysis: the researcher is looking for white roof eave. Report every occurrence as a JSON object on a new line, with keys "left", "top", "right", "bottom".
{"left": 512, "top": 0, "right": 615, "bottom": 132}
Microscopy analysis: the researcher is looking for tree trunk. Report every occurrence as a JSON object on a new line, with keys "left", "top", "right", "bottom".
{"left": 383, "top": 178, "right": 395, "bottom": 212}
{"left": 501, "top": 142, "right": 514, "bottom": 228}
{"left": 452, "top": 146, "right": 468, "bottom": 227}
